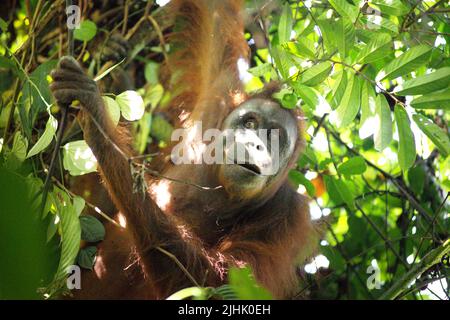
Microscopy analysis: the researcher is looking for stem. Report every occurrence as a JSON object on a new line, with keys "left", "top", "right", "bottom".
{"left": 40, "top": 0, "right": 74, "bottom": 214}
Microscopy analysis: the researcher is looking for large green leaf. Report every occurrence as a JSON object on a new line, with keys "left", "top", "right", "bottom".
{"left": 229, "top": 267, "right": 272, "bottom": 300}
{"left": 20, "top": 60, "right": 57, "bottom": 138}
{"left": 324, "top": 176, "right": 355, "bottom": 210}
{"left": 103, "top": 96, "right": 121, "bottom": 126}
{"left": 62, "top": 140, "right": 98, "bottom": 176}
{"left": 11, "top": 131, "right": 28, "bottom": 163}
{"left": 374, "top": 94, "right": 393, "bottom": 151}
{"left": 377, "top": 45, "right": 432, "bottom": 81}
{"left": 329, "top": 70, "right": 348, "bottom": 109}
{"left": 357, "top": 33, "right": 392, "bottom": 64}
{"left": 394, "top": 105, "right": 416, "bottom": 171}
{"left": 278, "top": 3, "right": 293, "bottom": 44}
{"left": 144, "top": 61, "right": 160, "bottom": 86}
{"left": 359, "top": 80, "right": 377, "bottom": 139}
{"left": 331, "top": 75, "right": 361, "bottom": 128}
{"left": 74, "top": 20, "right": 97, "bottom": 42}
{"left": 338, "top": 156, "right": 367, "bottom": 175}
{"left": 299, "top": 61, "right": 333, "bottom": 86}
{"left": 248, "top": 63, "right": 272, "bottom": 77}
{"left": 77, "top": 246, "right": 97, "bottom": 271}
{"left": 329, "top": 0, "right": 359, "bottom": 23}
{"left": 80, "top": 215, "right": 105, "bottom": 243}
{"left": 291, "top": 83, "right": 329, "bottom": 112}
{"left": 336, "top": 18, "right": 355, "bottom": 57}
{"left": 116, "top": 90, "right": 145, "bottom": 121}
{"left": 410, "top": 89, "right": 450, "bottom": 110}
{"left": 394, "top": 67, "right": 450, "bottom": 96}
{"left": 317, "top": 19, "right": 338, "bottom": 54}
{"left": 271, "top": 45, "right": 291, "bottom": 80}
{"left": 369, "top": 0, "right": 409, "bottom": 16}
{"left": 52, "top": 192, "right": 81, "bottom": 283}
{"left": 290, "top": 38, "right": 316, "bottom": 59}
{"left": 26, "top": 115, "right": 57, "bottom": 158}
{"left": 361, "top": 16, "right": 398, "bottom": 34}
{"left": 413, "top": 114, "right": 450, "bottom": 158}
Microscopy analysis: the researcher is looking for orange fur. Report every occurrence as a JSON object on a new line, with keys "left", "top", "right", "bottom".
{"left": 164, "top": 0, "right": 249, "bottom": 128}
{"left": 64, "top": 0, "right": 317, "bottom": 300}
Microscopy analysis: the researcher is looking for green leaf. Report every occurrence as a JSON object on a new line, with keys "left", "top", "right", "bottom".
{"left": 413, "top": 114, "right": 450, "bottom": 158}
{"left": 74, "top": 20, "right": 97, "bottom": 42}
{"left": 63, "top": 140, "right": 98, "bottom": 176}
{"left": 0, "top": 55, "right": 15, "bottom": 69}
{"left": 298, "top": 146, "right": 317, "bottom": 167}
{"left": 271, "top": 45, "right": 292, "bottom": 80}
{"left": 21, "top": 60, "right": 57, "bottom": 136}
{"left": 228, "top": 267, "right": 272, "bottom": 300}
{"left": 93, "top": 58, "right": 125, "bottom": 82}
{"left": 52, "top": 192, "right": 81, "bottom": 283}
{"left": 144, "top": 84, "right": 164, "bottom": 109}
{"left": 292, "top": 83, "right": 320, "bottom": 109}
{"left": 324, "top": 176, "right": 355, "bottom": 210}
{"left": 103, "top": 96, "right": 121, "bottom": 126}
{"left": 299, "top": 61, "right": 333, "bottom": 86}
{"left": 329, "top": 0, "right": 360, "bottom": 23}
{"left": 167, "top": 287, "right": 212, "bottom": 300}
{"left": 329, "top": 70, "right": 348, "bottom": 109}
{"left": 336, "top": 18, "right": 355, "bottom": 57}
{"left": 248, "top": 63, "right": 272, "bottom": 77}
{"left": 144, "top": 62, "right": 160, "bottom": 86}
{"left": 151, "top": 116, "right": 174, "bottom": 142}
{"left": 359, "top": 80, "right": 377, "bottom": 139}
{"left": 77, "top": 246, "right": 97, "bottom": 270}
{"left": 116, "top": 90, "right": 145, "bottom": 121}
{"left": 394, "top": 67, "right": 450, "bottom": 96}
{"left": 407, "top": 166, "right": 426, "bottom": 195}
{"left": 281, "top": 93, "right": 298, "bottom": 109}
{"left": 356, "top": 33, "right": 392, "bottom": 64}
{"left": 374, "top": 94, "right": 392, "bottom": 151}
{"left": 317, "top": 19, "right": 338, "bottom": 53}
{"left": 214, "top": 285, "right": 238, "bottom": 300}
{"left": 289, "top": 39, "right": 316, "bottom": 59}
{"left": 26, "top": 115, "right": 57, "bottom": 159}
{"left": 337, "top": 157, "right": 367, "bottom": 175}
{"left": 369, "top": 0, "right": 409, "bottom": 16}
{"left": 278, "top": 4, "right": 293, "bottom": 44}
{"left": 73, "top": 196, "right": 85, "bottom": 217}
{"left": 80, "top": 215, "right": 105, "bottom": 243}
{"left": 289, "top": 170, "right": 316, "bottom": 197}
{"left": 10, "top": 131, "right": 28, "bottom": 163}
{"left": 394, "top": 106, "right": 416, "bottom": 171}
{"left": 410, "top": 89, "right": 450, "bottom": 110}
{"left": 331, "top": 74, "right": 361, "bottom": 128}
{"left": 362, "top": 16, "right": 398, "bottom": 34}
{"left": 0, "top": 18, "right": 8, "bottom": 32}
{"left": 377, "top": 45, "right": 432, "bottom": 81}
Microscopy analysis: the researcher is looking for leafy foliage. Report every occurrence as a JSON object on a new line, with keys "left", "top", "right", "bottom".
{"left": 0, "top": 0, "right": 448, "bottom": 300}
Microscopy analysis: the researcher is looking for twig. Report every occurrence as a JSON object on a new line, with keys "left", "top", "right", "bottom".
{"left": 412, "top": 192, "right": 450, "bottom": 265}
{"left": 40, "top": 0, "right": 74, "bottom": 215}
{"left": 379, "top": 239, "right": 449, "bottom": 300}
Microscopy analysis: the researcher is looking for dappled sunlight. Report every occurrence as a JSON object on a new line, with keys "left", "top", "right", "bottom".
{"left": 149, "top": 180, "right": 172, "bottom": 212}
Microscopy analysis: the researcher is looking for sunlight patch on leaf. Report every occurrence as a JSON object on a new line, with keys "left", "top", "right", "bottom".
{"left": 116, "top": 90, "right": 145, "bottom": 121}
{"left": 62, "top": 140, "right": 98, "bottom": 176}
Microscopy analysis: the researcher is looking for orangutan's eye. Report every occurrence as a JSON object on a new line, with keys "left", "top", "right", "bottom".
{"left": 244, "top": 117, "right": 257, "bottom": 130}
